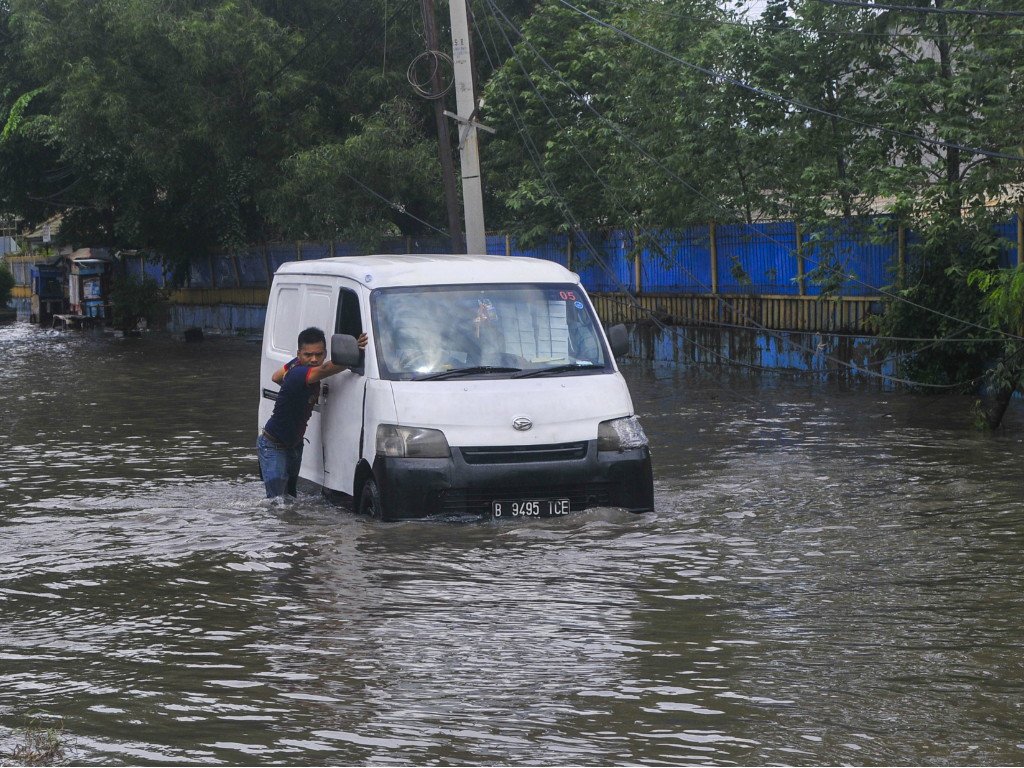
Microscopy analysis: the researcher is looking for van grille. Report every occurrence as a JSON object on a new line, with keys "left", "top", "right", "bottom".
{"left": 459, "top": 442, "right": 588, "bottom": 465}
{"left": 440, "top": 483, "right": 612, "bottom": 516}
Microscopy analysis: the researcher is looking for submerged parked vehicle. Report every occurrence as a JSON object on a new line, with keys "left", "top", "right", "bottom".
{"left": 258, "top": 254, "right": 654, "bottom": 520}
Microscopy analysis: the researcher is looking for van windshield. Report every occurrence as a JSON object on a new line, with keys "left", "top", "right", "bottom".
{"left": 371, "top": 284, "right": 610, "bottom": 380}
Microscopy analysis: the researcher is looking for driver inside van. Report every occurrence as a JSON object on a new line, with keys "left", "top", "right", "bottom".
{"left": 258, "top": 326, "right": 368, "bottom": 498}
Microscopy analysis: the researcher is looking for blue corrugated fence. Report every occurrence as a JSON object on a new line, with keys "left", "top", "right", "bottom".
{"left": 149, "top": 215, "right": 1021, "bottom": 294}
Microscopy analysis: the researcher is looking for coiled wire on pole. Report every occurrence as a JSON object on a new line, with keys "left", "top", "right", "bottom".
{"left": 407, "top": 50, "right": 455, "bottom": 99}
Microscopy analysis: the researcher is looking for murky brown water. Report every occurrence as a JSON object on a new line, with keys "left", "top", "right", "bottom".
{"left": 2, "top": 321, "right": 1024, "bottom": 765}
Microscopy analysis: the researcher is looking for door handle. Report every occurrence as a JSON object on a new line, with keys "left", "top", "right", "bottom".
{"left": 321, "top": 383, "right": 329, "bottom": 400}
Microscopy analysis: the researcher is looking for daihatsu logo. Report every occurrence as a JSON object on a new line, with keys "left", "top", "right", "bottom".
{"left": 512, "top": 417, "right": 533, "bottom": 431}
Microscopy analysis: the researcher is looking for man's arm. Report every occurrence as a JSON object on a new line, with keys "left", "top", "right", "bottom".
{"left": 270, "top": 358, "right": 299, "bottom": 385}
{"left": 306, "top": 333, "right": 368, "bottom": 384}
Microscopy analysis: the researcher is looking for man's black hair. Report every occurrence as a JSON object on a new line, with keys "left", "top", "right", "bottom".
{"left": 297, "top": 327, "right": 327, "bottom": 349}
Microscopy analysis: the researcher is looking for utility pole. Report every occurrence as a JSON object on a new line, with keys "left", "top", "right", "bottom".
{"left": 446, "top": 0, "right": 492, "bottom": 254}
{"left": 420, "top": 0, "right": 465, "bottom": 253}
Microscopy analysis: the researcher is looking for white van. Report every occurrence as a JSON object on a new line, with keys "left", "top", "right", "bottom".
{"left": 258, "top": 254, "right": 653, "bottom": 520}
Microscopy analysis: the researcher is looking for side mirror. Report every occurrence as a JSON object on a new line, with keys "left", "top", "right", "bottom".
{"left": 331, "top": 333, "right": 362, "bottom": 368}
{"left": 608, "top": 324, "right": 630, "bottom": 359}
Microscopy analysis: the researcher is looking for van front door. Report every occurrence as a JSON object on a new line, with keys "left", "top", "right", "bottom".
{"left": 321, "top": 285, "right": 366, "bottom": 499}
{"left": 297, "top": 282, "right": 334, "bottom": 487}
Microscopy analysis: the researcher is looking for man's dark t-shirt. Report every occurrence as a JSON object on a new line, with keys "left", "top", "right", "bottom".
{"left": 263, "top": 359, "right": 320, "bottom": 448}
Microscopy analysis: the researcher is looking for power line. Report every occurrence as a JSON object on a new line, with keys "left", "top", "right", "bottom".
{"left": 486, "top": 0, "right": 1024, "bottom": 342}
{"left": 339, "top": 170, "right": 449, "bottom": 236}
{"left": 263, "top": 4, "right": 356, "bottom": 88}
{"left": 811, "top": 0, "right": 1024, "bottom": 16}
{"left": 278, "top": 0, "right": 418, "bottom": 118}
{"left": 588, "top": 0, "right": 1024, "bottom": 37}
{"left": 484, "top": 0, "right": 1015, "bottom": 388}
{"left": 552, "top": 0, "right": 1024, "bottom": 163}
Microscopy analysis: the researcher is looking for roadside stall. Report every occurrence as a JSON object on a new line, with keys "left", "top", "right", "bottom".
{"left": 29, "top": 259, "right": 66, "bottom": 325}
{"left": 54, "top": 248, "right": 115, "bottom": 329}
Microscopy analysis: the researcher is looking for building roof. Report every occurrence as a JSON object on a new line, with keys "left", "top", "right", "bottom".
{"left": 24, "top": 214, "right": 62, "bottom": 241}
{"left": 274, "top": 253, "right": 579, "bottom": 289}
{"left": 68, "top": 247, "right": 114, "bottom": 263}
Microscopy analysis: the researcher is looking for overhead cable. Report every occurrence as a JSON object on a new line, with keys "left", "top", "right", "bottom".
{"left": 810, "top": 0, "right": 1024, "bottom": 16}
{"left": 588, "top": 0, "right": 1023, "bottom": 36}
{"left": 339, "top": 171, "right": 449, "bottom": 236}
{"left": 263, "top": 3, "right": 356, "bottom": 87}
{"left": 279, "top": 0, "right": 418, "bottom": 117}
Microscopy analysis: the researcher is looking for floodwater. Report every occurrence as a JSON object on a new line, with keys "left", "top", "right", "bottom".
{"left": 2, "top": 321, "right": 1024, "bottom": 766}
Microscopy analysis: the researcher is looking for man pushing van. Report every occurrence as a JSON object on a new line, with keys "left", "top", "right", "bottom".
{"left": 258, "top": 327, "right": 368, "bottom": 498}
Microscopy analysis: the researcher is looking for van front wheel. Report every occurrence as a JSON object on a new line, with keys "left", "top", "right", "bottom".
{"left": 359, "top": 477, "right": 383, "bottom": 520}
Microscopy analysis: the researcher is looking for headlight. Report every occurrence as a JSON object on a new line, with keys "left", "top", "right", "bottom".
{"left": 376, "top": 424, "right": 451, "bottom": 458}
{"left": 597, "top": 416, "right": 648, "bottom": 452}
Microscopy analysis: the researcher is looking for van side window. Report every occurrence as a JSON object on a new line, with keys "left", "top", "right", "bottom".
{"left": 336, "top": 288, "right": 362, "bottom": 337}
{"left": 272, "top": 286, "right": 301, "bottom": 354}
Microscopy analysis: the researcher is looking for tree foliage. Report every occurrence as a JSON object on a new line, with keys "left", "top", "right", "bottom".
{"left": 1, "top": 0, "right": 454, "bottom": 276}
{"left": 0, "top": 260, "right": 15, "bottom": 307}
{"left": 268, "top": 99, "right": 445, "bottom": 247}
{"left": 109, "top": 273, "right": 167, "bottom": 331}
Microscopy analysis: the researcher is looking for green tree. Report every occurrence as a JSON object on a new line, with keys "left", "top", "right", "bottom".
{"left": 109, "top": 273, "right": 167, "bottom": 332}
{"left": 0, "top": 259, "right": 15, "bottom": 307}
{"left": 966, "top": 264, "right": 1024, "bottom": 428}
{"left": 877, "top": 218, "right": 1002, "bottom": 387}
{"left": 269, "top": 99, "right": 445, "bottom": 247}
{"left": 3, "top": 0, "right": 453, "bottom": 275}
{"left": 862, "top": 4, "right": 1024, "bottom": 425}
{"left": 0, "top": 0, "right": 65, "bottom": 228}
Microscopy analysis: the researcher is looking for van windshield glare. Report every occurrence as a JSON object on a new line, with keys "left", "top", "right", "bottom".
{"left": 371, "top": 284, "right": 610, "bottom": 381}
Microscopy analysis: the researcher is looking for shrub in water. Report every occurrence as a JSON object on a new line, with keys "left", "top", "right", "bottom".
{"left": 0, "top": 261, "right": 15, "bottom": 308}
{"left": 110, "top": 274, "right": 166, "bottom": 332}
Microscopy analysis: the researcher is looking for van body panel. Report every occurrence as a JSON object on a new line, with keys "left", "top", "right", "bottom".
{"left": 320, "top": 369, "right": 365, "bottom": 496}
{"left": 335, "top": 377, "right": 397, "bottom": 498}
{"left": 275, "top": 254, "right": 578, "bottom": 290}
{"left": 261, "top": 275, "right": 362, "bottom": 489}
{"left": 321, "top": 278, "right": 376, "bottom": 497}
{"left": 388, "top": 373, "right": 633, "bottom": 447}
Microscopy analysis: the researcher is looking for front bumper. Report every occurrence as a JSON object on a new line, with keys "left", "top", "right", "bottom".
{"left": 371, "top": 440, "right": 654, "bottom": 520}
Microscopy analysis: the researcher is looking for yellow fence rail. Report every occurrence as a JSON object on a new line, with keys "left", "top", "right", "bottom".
{"left": 161, "top": 287, "right": 881, "bottom": 335}
{"left": 166, "top": 287, "right": 270, "bottom": 306}
{"left": 590, "top": 292, "right": 882, "bottom": 334}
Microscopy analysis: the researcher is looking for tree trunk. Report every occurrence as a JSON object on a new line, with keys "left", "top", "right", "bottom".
{"left": 826, "top": 84, "right": 852, "bottom": 219}
{"left": 737, "top": 164, "right": 753, "bottom": 224}
{"left": 936, "top": 3, "right": 962, "bottom": 220}
{"left": 977, "top": 384, "right": 1016, "bottom": 430}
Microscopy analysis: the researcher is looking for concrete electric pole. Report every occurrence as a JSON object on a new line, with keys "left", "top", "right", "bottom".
{"left": 419, "top": 0, "right": 466, "bottom": 254}
{"left": 446, "top": 0, "right": 494, "bottom": 254}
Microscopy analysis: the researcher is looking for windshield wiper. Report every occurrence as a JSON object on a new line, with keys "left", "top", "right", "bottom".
{"left": 512, "top": 363, "right": 606, "bottom": 379}
{"left": 414, "top": 366, "right": 522, "bottom": 381}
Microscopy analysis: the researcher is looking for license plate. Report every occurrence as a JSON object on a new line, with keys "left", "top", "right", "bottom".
{"left": 492, "top": 499, "right": 570, "bottom": 518}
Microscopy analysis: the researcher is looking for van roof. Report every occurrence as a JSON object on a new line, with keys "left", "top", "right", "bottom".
{"left": 274, "top": 253, "right": 578, "bottom": 288}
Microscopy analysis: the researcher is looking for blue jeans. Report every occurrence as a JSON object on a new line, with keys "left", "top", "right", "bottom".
{"left": 257, "top": 433, "right": 304, "bottom": 498}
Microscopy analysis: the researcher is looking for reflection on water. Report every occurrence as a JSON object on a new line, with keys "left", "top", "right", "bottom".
{"left": 2, "top": 321, "right": 1024, "bottom": 765}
